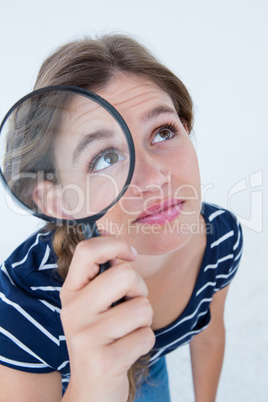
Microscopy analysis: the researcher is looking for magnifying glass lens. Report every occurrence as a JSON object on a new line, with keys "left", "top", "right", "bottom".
{"left": 0, "top": 87, "right": 133, "bottom": 224}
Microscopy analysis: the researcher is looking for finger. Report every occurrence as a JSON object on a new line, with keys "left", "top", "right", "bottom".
{"left": 81, "top": 262, "right": 148, "bottom": 313}
{"left": 63, "top": 262, "right": 148, "bottom": 316}
{"left": 96, "top": 297, "right": 153, "bottom": 342}
{"left": 63, "top": 237, "right": 137, "bottom": 292}
{"left": 75, "top": 327, "right": 155, "bottom": 383}
{"left": 107, "top": 327, "right": 155, "bottom": 373}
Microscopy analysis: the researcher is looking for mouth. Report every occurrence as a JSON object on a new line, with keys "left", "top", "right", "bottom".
{"left": 134, "top": 199, "right": 185, "bottom": 225}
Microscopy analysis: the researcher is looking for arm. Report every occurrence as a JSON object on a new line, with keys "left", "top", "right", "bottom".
{"left": 190, "top": 285, "right": 229, "bottom": 402}
{"left": 0, "top": 366, "right": 62, "bottom": 402}
{"left": 0, "top": 236, "right": 155, "bottom": 402}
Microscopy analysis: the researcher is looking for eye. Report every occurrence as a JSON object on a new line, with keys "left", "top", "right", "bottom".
{"left": 89, "top": 148, "right": 125, "bottom": 172}
{"left": 152, "top": 123, "right": 178, "bottom": 144}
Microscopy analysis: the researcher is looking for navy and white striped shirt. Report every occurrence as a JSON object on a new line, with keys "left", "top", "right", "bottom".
{"left": 0, "top": 203, "right": 243, "bottom": 392}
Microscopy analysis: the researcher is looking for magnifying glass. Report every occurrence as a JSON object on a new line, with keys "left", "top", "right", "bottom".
{"left": 0, "top": 86, "right": 135, "bottom": 279}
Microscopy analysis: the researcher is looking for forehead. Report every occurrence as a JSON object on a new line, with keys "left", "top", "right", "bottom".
{"left": 59, "top": 73, "right": 177, "bottom": 135}
{"left": 96, "top": 73, "right": 175, "bottom": 117}
{"left": 61, "top": 93, "right": 119, "bottom": 132}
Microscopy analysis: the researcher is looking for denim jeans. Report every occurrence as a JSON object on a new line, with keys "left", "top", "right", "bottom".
{"left": 133, "top": 357, "right": 171, "bottom": 402}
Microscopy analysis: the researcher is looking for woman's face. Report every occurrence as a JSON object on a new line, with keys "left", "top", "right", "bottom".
{"left": 54, "top": 73, "right": 202, "bottom": 255}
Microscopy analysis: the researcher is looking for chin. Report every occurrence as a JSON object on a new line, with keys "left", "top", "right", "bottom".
{"left": 130, "top": 225, "right": 194, "bottom": 256}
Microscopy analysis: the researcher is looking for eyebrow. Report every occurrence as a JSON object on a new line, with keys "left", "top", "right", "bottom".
{"left": 72, "top": 129, "right": 114, "bottom": 165}
{"left": 139, "top": 105, "right": 178, "bottom": 122}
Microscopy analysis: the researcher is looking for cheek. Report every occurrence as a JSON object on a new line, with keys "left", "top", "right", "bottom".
{"left": 96, "top": 205, "right": 126, "bottom": 236}
{"left": 170, "top": 143, "right": 200, "bottom": 184}
{"left": 170, "top": 145, "right": 202, "bottom": 213}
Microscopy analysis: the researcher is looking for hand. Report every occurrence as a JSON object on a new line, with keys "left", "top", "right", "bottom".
{"left": 60, "top": 236, "right": 155, "bottom": 402}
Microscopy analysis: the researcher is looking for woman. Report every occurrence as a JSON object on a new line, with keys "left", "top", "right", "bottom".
{"left": 0, "top": 34, "right": 243, "bottom": 401}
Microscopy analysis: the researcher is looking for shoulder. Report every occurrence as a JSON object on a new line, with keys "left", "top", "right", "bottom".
{"left": 201, "top": 202, "right": 243, "bottom": 291}
{"left": 0, "top": 231, "right": 66, "bottom": 374}
{"left": 4, "top": 230, "right": 58, "bottom": 276}
{"left": 0, "top": 229, "right": 62, "bottom": 310}
{"left": 202, "top": 202, "right": 243, "bottom": 251}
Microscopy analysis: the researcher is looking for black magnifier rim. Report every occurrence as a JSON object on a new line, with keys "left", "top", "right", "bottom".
{"left": 0, "top": 85, "right": 135, "bottom": 225}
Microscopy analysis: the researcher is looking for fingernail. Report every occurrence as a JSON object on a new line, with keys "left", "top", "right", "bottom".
{"left": 131, "top": 245, "right": 138, "bottom": 257}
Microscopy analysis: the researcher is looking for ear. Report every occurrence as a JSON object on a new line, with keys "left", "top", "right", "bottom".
{"left": 32, "top": 180, "right": 73, "bottom": 219}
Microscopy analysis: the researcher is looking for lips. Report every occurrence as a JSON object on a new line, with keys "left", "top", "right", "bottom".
{"left": 134, "top": 199, "right": 184, "bottom": 225}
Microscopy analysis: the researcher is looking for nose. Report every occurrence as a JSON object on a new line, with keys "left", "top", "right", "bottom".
{"left": 129, "top": 152, "right": 170, "bottom": 196}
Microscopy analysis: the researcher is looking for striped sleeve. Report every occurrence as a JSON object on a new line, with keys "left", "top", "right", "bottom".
{"left": 0, "top": 241, "right": 63, "bottom": 373}
{"left": 214, "top": 213, "right": 243, "bottom": 292}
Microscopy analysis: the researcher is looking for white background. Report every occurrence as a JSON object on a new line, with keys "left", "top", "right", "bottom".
{"left": 0, "top": 1, "right": 267, "bottom": 400}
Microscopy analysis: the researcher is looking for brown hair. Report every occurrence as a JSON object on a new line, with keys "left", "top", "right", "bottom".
{"left": 35, "top": 34, "right": 193, "bottom": 130}
{"left": 14, "top": 34, "right": 194, "bottom": 400}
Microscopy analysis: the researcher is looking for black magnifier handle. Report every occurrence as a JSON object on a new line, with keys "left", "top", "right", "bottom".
{"left": 81, "top": 222, "right": 124, "bottom": 306}
{"left": 81, "top": 222, "right": 111, "bottom": 273}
